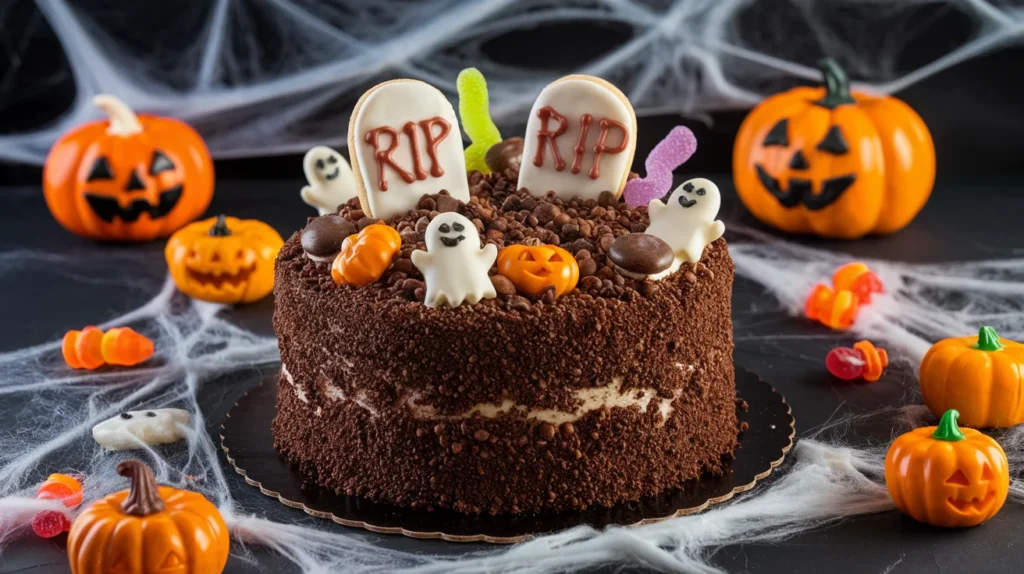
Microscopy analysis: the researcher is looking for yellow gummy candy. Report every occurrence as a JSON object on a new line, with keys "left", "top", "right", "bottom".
{"left": 457, "top": 67, "right": 502, "bottom": 174}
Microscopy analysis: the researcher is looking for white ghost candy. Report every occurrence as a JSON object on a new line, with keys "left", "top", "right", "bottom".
{"left": 411, "top": 213, "right": 498, "bottom": 308}
{"left": 646, "top": 177, "right": 725, "bottom": 272}
{"left": 301, "top": 146, "right": 357, "bottom": 215}
{"left": 92, "top": 408, "right": 190, "bottom": 451}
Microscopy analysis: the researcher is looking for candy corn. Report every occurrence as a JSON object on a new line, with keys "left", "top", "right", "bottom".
{"left": 62, "top": 327, "right": 154, "bottom": 369}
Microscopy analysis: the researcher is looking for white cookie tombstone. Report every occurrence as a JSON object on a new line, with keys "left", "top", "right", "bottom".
{"left": 349, "top": 79, "right": 470, "bottom": 220}
{"left": 517, "top": 75, "right": 637, "bottom": 202}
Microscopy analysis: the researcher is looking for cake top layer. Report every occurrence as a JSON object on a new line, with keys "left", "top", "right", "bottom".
{"left": 284, "top": 166, "right": 728, "bottom": 312}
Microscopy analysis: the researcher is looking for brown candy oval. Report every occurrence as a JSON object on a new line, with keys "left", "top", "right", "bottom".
{"left": 301, "top": 214, "right": 357, "bottom": 260}
{"left": 485, "top": 137, "right": 524, "bottom": 174}
{"left": 608, "top": 233, "right": 674, "bottom": 275}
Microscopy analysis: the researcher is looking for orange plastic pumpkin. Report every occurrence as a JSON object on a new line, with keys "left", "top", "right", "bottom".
{"left": 885, "top": 409, "right": 1008, "bottom": 527}
{"left": 165, "top": 215, "right": 283, "bottom": 304}
{"left": 919, "top": 326, "right": 1024, "bottom": 428}
{"left": 67, "top": 460, "right": 229, "bottom": 574}
{"left": 331, "top": 223, "right": 401, "bottom": 287}
{"left": 497, "top": 244, "right": 579, "bottom": 297}
{"left": 44, "top": 95, "right": 214, "bottom": 242}
{"left": 733, "top": 58, "right": 935, "bottom": 239}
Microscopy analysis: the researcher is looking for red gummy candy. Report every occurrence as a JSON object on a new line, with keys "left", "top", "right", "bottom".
{"left": 31, "top": 510, "right": 70, "bottom": 538}
{"left": 826, "top": 346, "right": 866, "bottom": 380}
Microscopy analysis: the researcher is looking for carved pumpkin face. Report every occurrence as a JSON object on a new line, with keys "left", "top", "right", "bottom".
{"left": 733, "top": 59, "right": 935, "bottom": 239}
{"left": 165, "top": 215, "right": 283, "bottom": 304}
{"left": 68, "top": 460, "right": 229, "bottom": 574}
{"left": 43, "top": 95, "right": 213, "bottom": 242}
{"left": 885, "top": 410, "right": 1009, "bottom": 528}
{"left": 497, "top": 244, "right": 579, "bottom": 297}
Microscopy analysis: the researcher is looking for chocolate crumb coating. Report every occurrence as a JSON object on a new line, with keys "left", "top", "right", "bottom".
{"left": 273, "top": 169, "right": 738, "bottom": 515}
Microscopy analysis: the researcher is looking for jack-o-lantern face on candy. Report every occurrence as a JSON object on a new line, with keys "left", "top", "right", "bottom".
{"left": 497, "top": 244, "right": 580, "bottom": 297}
{"left": 733, "top": 59, "right": 935, "bottom": 239}
{"left": 43, "top": 95, "right": 214, "bottom": 242}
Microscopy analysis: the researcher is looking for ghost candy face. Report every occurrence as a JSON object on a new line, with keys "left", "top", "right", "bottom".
{"left": 301, "top": 145, "right": 356, "bottom": 215}
{"left": 411, "top": 213, "right": 498, "bottom": 308}
{"left": 92, "top": 408, "right": 190, "bottom": 451}
{"left": 646, "top": 177, "right": 726, "bottom": 269}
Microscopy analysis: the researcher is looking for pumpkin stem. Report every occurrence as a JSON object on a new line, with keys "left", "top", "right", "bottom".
{"left": 93, "top": 95, "right": 144, "bottom": 137}
{"left": 815, "top": 58, "right": 856, "bottom": 109}
{"left": 117, "top": 460, "right": 165, "bottom": 516}
{"left": 972, "top": 326, "right": 1004, "bottom": 352}
{"left": 932, "top": 409, "right": 966, "bottom": 442}
{"left": 209, "top": 215, "right": 232, "bottom": 237}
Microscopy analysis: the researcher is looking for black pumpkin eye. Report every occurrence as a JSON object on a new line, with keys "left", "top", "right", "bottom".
{"left": 763, "top": 119, "right": 789, "bottom": 147}
{"left": 149, "top": 151, "right": 175, "bottom": 175}
{"left": 327, "top": 156, "right": 338, "bottom": 164}
{"left": 120, "top": 413, "right": 133, "bottom": 420}
{"left": 439, "top": 223, "right": 451, "bottom": 233}
{"left": 452, "top": 222, "right": 464, "bottom": 232}
{"left": 87, "top": 156, "right": 114, "bottom": 181}
{"left": 817, "top": 126, "right": 849, "bottom": 155}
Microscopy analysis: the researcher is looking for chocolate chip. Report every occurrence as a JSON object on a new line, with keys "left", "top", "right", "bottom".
{"left": 300, "top": 214, "right": 356, "bottom": 259}
{"left": 401, "top": 278, "right": 424, "bottom": 292}
{"left": 539, "top": 423, "right": 556, "bottom": 439}
{"left": 540, "top": 286, "right": 556, "bottom": 305}
{"left": 532, "top": 203, "right": 560, "bottom": 225}
{"left": 598, "top": 233, "right": 615, "bottom": 253}
{"left": 561, "top": 223, "right": 580, "bottom": 240}
{"left": 561, "top": 239, "right": 594, "bottom": 255}
{"left": 435, "top": 194, "right": 462, "bottom": 213}
{"left": 357, "top": 216, "right": 379, "bottom": 230}
{"left": 490, "top": 274, "right": 517, "bottom": 296}
{"left": 684, "top": 271, "right": 697, "bottom": 284}
{"left": 608, "top": 233, "right": 674, "bottom": 275}
{"left": 578, "top": 258, "right": 598, "bottom": 277}
{"left": 473, "top": 429, "right": 490, "bottom": 442}
{"left": 399, "top": 227, "right": 417, "bottom": 243}
{"left": 598, "top": 191, "right": 617, "bottom": 207}
{"left": 509, "top": 297, "right": 531, "bottom": 312}
{"left": 451, "top": 442, "right": 464, "bottom": 454}
{"left": 500, "top": 195, "right": 521, "bottom": 212}
{"left": 561, "top": 422, "right": 575, "bottom": 436}
{"left": 484, "top": 137, "right": 524, "bottom": 174}
{"left": 553, "top": 212, "right": 572, "bottom": 226}
{"left": 575, "top": 249, "right": 592, "bottom": 260}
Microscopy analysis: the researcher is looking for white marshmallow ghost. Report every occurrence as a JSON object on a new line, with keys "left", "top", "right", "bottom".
{"left": 301, "top": 146, "right": 357, "bottom": 215}
{"left": 646, "top": 177, "right": 725, "bottom": 270}
{"left": 411, "top": 213, "right": 497, "bottom": 308}
{"left": 92, "top": 408, "right": 190, "bottom": 451}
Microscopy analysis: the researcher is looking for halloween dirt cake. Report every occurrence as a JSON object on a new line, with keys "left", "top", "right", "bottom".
{"left": 272, "top": 73, "right": 740, "bottom": 515}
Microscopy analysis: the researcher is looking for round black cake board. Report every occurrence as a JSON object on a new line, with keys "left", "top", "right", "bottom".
{"left": 221, "top": 368, "right": 794, "bottom": 544}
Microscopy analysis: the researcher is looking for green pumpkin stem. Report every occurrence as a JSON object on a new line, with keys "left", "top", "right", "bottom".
{"left": 972, "top": 326, "right": 1004, "bottom": 352}
{"left": 117, "top": 460, "right": 165, "bottom": 516}
{"left": 815, "top": 58, "right": 856, "bottom": 109}
{"left": 209, "top": 215, "right": 232, "bottom": 237}
{"left": 932, "top": 409, "right": 966, "bottom": 442}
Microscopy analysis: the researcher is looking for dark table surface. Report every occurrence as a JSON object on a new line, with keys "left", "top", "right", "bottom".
{"left": 1, "top": 173, "right": 1021, "bottom": 573}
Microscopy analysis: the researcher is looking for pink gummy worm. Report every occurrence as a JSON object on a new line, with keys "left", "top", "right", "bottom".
{"left": 623, "top": 126, "right": 697, "bottom": 208}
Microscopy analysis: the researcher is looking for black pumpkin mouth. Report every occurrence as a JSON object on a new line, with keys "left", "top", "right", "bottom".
{"left": 947, "top": 491, "right": 996, "bottom": 513}
{"left": 85, "top": 185, "right": 183, "bottom": 223}
{"left": 185, "top": 263, "right": 254, "bottom": 290}
{"left": 440, "top": 235, "right": 465, "bottom": 247}
{"left": 754, "top": 164, "right": 855, "bottom": 211}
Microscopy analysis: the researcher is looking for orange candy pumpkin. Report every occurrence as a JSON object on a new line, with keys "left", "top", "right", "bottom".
{"left": 497, "top": 244, "right": 579, "bottom": 297}
{"left": 733, "top": 59, "right": 935, "bottom": 239}
{"left": 68, "top": 460, "right": 229, "bottom": 574}
{"left": 331, "top": 223, "right": 401, "bottom": 287}
{"left": 44, "top": 95, "right": 214, "bottom": 242}
{"left": 165, "top": 215, "right": 283, "bottom": 304}
{"left": 919, "top": 326, "right": 1024, "bottom": 428}
{"left": 885, "top": 409, "right": 1008, "bottom": 527}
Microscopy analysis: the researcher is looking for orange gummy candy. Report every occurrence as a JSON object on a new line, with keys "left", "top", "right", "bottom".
{"left": 36, "top": 473, "right": 83, "bottom": 508}
{"left": 62, "top": 327, "right": 154, "bottom": 369}
{"left": 852, "top": 340, "right": 889, "bottom": 382}
{"left": 805, "top": 285, "right": 859, "bottom": 330}
{"left": 832, "top": 262, "right": 884, "bottom": 304}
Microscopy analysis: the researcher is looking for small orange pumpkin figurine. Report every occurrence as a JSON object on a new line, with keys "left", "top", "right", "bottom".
{"left": 919, "top": 326, "right": 1024, "bottom": 428}
{"left": 497, "top": 244, "right": 579, "bottom": 297}
{"left": 166, "top": 215, "right": 283, "bottom": 304}
{"left": 885, "top": 409, "right": 1008, "bottom": 527}
{"left": 733, "top": 58, "right": 935, "bottom": 239}
{"left": 331, "top": 223, "right": 401, "bottom": 287}
{"left": 44, "top": 95, "right": 214, "bottom": 242}
{"left": 67, "top": 460, "right": 229, "bottom": 574}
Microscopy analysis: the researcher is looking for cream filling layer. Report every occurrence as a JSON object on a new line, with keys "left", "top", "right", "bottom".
{"left": 284, "top": 362, "right": 694, "bottom": 423}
